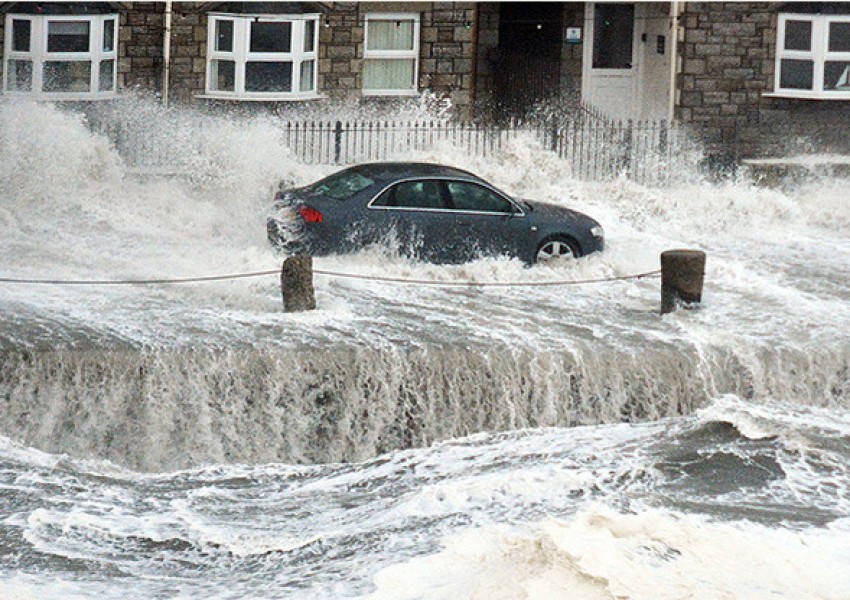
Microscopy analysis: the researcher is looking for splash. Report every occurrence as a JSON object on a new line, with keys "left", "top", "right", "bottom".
{"left": 0, "top": 98, "right": 849, "bottom": 471}
{"left": 363, "top": 507, "right": 850, "bottom": 600}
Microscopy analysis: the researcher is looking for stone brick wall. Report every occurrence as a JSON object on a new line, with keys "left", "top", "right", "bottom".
{"left": 678, "top": 2, "right": 774, "bottom": 131}
{"left": 320, "top": 4, "right": 361, "bottom": 101}
{"left": 132, "top": 2, "right": 476, "bottom": 114}
{"left": 169, "top": 4, "right": 206, "bottom": 102}
{"left": 121, "top": 3, "right": 165, "bottom": 94}
{"left": 320, "top": 2, "right": 476, "bottom": 116}
{"left": 679, "top": 1, "right": 850, "bottom": 158}
{"left": 420, "top": 3, "right": 475, "bottom": 115}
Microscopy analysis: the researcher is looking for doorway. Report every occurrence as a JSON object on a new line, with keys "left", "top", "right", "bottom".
{"left": 582, "top": 2, "right": 672, "bottom": 121}
{"left": 492, "top": 2, "right": 564, "bottom": 121}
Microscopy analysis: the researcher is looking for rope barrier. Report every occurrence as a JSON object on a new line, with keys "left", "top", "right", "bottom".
{"left": 0, "top": 268, "right": 661, "bottom": 288}
{"left": 0, "top": 270, "right": 282, "bottom": 286}
{"left": 313, "top": 268, "right": 661, "bottom": 287}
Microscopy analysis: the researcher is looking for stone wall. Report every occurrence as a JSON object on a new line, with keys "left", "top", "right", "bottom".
{"left": 150, "top": 2, "right": 475, "bottom": 113}
{"left": 420, "top": 3, "right": 475, "bottom": 115}
{"left": 121, "top": 3, "right": 165, "bottom": 95}
{"left": 320, "top": 4, "right": 361, "bottom": 102}
{"left": 320, "top": 2, "right": 476, "bottom": 115}
{"left": 0, "top": 1, "right": 475, "bottom": 114}
{"left": 169, "top": 4, "right": 206, "bottom": 102}
{"left": 679, "top": 1, "right": 850, "bottom": 158}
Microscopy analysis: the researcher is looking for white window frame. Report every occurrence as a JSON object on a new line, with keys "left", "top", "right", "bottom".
{"left": 363, "top": 12, "right": 420, "bottom": 97}
{"left": 2, "top": 13, "right": 118, "bottom": 100}
{"left": 202, "top": 13, "right": 320, "bottom": 101}
{"left": 769, "top": 13, "right": 850, "bottom": 100}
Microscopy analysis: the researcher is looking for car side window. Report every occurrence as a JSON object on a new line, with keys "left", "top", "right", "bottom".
{"left": 372, "top": 180, "right": 447, "bottom": 210}
{"left": 447, "top": 181, "right": 516, "bottom": 214}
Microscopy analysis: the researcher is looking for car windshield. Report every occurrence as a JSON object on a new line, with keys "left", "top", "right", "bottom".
{"left": 305, "top": 169, "right": 375, "bottom": 200}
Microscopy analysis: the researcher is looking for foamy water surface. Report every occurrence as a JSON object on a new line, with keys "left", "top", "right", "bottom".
{"left": 1, "top": 99, "right": 849, "bottom": 599}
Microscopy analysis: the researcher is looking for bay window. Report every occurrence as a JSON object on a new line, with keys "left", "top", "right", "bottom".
{"left": 205, "top": 14, "right": 319, "bottom": 100}
{"left": 363, "top": 13, "right": 420, "bottom": 96}
{"left": 3, "top": 13, "right": 118, "bottom": 98}
{"left": 774, "top": 13, "right": 850, "bottom": 99}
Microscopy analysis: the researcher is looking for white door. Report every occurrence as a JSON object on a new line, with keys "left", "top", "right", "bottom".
{"left": 582, "top": 2, "right": 641, "bottom": 121}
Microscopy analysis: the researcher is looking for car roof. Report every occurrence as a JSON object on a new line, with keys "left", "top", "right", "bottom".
{"left": 347, "top": 162, "right": 483, "bottom": 183}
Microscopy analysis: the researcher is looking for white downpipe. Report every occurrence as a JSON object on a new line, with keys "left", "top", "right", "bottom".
{"left": 163, "top": 1, "right": 173, "bottom": 107}
{"left": 668, "top": 0, "right": 680, "bottom": 122}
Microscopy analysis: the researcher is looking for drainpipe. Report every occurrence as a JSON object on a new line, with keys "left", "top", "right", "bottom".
{"left": 469, "top": 5, "right": 479, "bottom": 119}
{"left": 163, "top": 1, "right": 173, "bottom": 108}
{"left": 668, "top": 0, "right": 680, "bottom": 122}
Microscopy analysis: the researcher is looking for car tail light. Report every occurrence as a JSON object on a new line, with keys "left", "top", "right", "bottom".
{"left": 298, "top": 205, "right": 324, "bottom": 223}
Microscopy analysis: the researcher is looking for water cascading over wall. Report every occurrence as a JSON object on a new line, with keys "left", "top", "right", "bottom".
{"left": 1, "top": 343, "right": 847, "bottom": 472}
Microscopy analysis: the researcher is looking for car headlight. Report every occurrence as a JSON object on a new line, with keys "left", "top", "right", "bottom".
{"left": 591, "top": 225, "right": 604, "bottom": 239}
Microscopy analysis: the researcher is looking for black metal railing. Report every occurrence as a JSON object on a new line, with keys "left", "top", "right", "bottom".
{"left": 97, "top": 115, "right": 701, "bottom": 186}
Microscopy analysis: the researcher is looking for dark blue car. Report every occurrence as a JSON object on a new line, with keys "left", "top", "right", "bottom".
{"left": 267, "top": 162, "right": 604, "bottom": 265}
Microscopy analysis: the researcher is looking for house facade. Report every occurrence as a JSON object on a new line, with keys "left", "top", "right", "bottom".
{"left": 2, "top": 1, "right": 849, "bottom": 157}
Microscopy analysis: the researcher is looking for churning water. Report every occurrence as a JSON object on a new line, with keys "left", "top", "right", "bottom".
{"left": 1, "top": 98, "right": 849, "bottom": 598}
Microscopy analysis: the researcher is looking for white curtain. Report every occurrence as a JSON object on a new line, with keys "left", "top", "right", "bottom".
{"left": 363, "top": 59, "right": 414, "bottom": 91}
{"left": 367, "top": 20, "right": 413, "bottom": 51}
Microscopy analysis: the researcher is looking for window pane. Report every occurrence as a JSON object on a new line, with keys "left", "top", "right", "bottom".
{"left": 48, "top": 21, "right": 91, "bottom": 53}
{"left": 304, "top": 20, "right": 316, "bottom": 52}
{"left": 12, "top": 19, "right": 31, "bottom": 52}
{"left": 448, "top": 182, "right": 514, "bottom": 213}
{"left": 300, "top": 60, "right": 315, "bottom": 92}
{"left": 99, "top": 59, "right": 115, "bottom": 91}
{"left": 829, "top": 22, "right": 850, "bottom": 52}
{"left": 245, "top": 61, "right": 292, "bottom": 92}
{"left": 391, "top": 181, "right": 444, "bottom": 209}
{"left": 215, "top": 19, "right": 233, "bottom": 52}
{"left": 103, "top": 19, "right": 115, "bottom": 52}
{"left": 784, "top": 20, "right": 812, "bottom": 51}
{"left": 210, "top": 59, "right": 235, "bottom": 91}
{"left": 6, "top": 59, "right": 33, "bottom": 91}
{"left": 250, "top": 22, "right": 291, "bottom": 53}
{"left": 367, "top": 20, "right": 414, "bottom": 51}
{"left": 825, "top": 61, "right": 850, "bottom": 90}
{"left": 363, "top": 58, "right": 415, "bottom": 90}
{"left": 307, "top": 170, "right": 374, "bottom": 199}
{"left": 43, "top": 60, "right": 91, "bottom": 92}
{"left": 779, "top": 59, "right": 814, "bottom": 89}
{"left": 593, "top": 3, "right": 634, "bottom": 69}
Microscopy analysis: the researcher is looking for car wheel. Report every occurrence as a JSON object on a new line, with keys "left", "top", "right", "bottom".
{"left": 535, "top": 236, "right": 580, "bottom": 264}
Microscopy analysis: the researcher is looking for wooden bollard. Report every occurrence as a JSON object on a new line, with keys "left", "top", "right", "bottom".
{"left": 660, "top": 249, "right": 706, "bottom": 315}
{"left": 281, "top": 256, "right": 316, "bottom": 312}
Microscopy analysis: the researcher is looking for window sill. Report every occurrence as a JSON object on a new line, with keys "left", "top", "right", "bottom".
{"left": 763, "top": 91, "right": 850, "bottom": 100}
{"left": 195, "top": 93, "right": 325, "bottom": 102}
{"left": 362, "top": 90, "right": 420, "bottom": 98}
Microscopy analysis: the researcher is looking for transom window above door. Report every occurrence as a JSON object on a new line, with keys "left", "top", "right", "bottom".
{"left": 204, "top": 14, "right": 319, "bottom": 100}
{"left": 3, "top": 13, "right": 118, "bottom": 99}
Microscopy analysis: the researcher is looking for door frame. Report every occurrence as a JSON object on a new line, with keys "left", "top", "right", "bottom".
{"left": 581, "top": 1, "right": 643, "bottom": 120}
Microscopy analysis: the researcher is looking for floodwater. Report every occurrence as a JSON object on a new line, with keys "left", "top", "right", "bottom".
{"left": 0, "top": 99, "right": 849, "bottom": 599}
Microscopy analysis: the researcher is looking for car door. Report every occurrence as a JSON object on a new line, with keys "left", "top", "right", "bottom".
{"left": 368, "top": 179, "right": 459, "bottom": 262}
{"left": 443, "top": 180, "right": 526, "bottom": 260}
